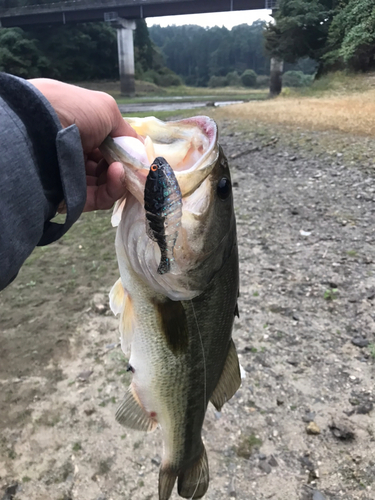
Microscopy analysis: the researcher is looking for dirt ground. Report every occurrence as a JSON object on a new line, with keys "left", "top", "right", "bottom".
{"left": 0, "top": 117, "right": 374, "bottom": 500}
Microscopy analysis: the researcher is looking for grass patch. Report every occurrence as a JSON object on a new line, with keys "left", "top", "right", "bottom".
{"left": 235, "top": 433, "right": 262, "bottom": 459}
{"left": 346, "top": 250, "right": 357, "bottom": 257}
{"left": 213, "top": 72, "right": 375, "bottom": 137}
{"left": 75, "top": 79, "right": 265, "bottom": 101}
{"left": 324, "top": 288, "right": 338, "bottom": 301}
{"left": 72, "top": 442, "right": 82, "bottom": 452}
{"left": 123, "top": 108, "right": 203, "bottom": 121}
{"left": 98, "top": 458, "right": 112, "bottom": 475}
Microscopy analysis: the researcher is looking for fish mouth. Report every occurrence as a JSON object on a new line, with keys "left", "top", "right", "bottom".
{"left": 100, "top": 116, "right": 219, "bottom": 202}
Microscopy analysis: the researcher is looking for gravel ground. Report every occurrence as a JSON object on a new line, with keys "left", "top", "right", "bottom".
{"left": 0, "top": 119, "right": 374, "bottom": 500}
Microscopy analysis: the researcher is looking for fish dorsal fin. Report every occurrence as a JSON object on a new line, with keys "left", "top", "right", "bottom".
{"left": 210, "top": 339, "right": 241, "bottom": 411}
{"left": 115, "top": 384, "right": 158, "bottom": 432}
{"left": 109, "top": 278, "right": 125, "bottom": 316}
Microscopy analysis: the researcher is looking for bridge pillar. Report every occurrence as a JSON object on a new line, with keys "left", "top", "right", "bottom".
{"left": 116, "top": 18, "right": 136, "bottom": 96}
{"left": 269, "top": 6, "right": 283, "bottom": 97}
{"left": 269, "top": 58, "right": 283, "bottom": 97}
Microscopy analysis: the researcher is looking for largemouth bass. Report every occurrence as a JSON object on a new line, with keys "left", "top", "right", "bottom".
{"left": 100, "top": 116, "right": 240, "bottom": 500}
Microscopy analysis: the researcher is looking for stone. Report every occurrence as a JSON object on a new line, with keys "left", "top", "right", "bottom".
{"left": 268, "top": 455, "right": 278, "bottom": 467}
{"left": 312, "top": 490, "right": 327, "bottom": 500}
{"left": 356, "top": 402, "right": 373, "bottom": 415}
{"left": 1, "top": 484, "right": 18, "bottom": 500}
{"left": 302, "top": 412, "right": 316, "bottom": 423}
{"left": 306, "top": 422, "right": 321, "bottom": 435}
{"left": 151, "top": 455, "right": 161, "bottom": 466}
{"left": 258, "top": 461, "right": 272, "bottom": 474}
{"left": 351, "top": 337, "right": 370, "bottom": 348}
{"left": 329, "top": 420, "right": 355, "bottom": 440}
{"left": 77, "top": 370, "right": 93, "bottom": 382}
{"left": 92, "top": 293, "right": 109, "bottom": 315}
{"left": 300, "top": 455, "right": 314, "bottom": 471}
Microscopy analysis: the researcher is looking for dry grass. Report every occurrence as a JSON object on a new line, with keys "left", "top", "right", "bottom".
{"left": 214, "top": 82, "right": 375, "bottom": 137}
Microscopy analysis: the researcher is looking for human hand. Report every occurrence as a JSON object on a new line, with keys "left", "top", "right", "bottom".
{"left": 29, "top": 78, "right": 137, "bottom": 212}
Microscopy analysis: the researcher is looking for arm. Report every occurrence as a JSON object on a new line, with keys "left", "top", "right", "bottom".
{"left": 0, "top": 75, "right": 136, "bottom": 290}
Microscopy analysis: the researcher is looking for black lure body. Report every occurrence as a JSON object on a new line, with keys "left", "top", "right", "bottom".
{"left": 144, "top": 157, "right": 182, "bottom": 274}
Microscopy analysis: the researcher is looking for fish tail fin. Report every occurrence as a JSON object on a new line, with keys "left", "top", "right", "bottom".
{"left": 177, "top": 447, "right": 209, "bottom": 499}
{"left": 158, "top": 467, "right": 177, "bottom": 500}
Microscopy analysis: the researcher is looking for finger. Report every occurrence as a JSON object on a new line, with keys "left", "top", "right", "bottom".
{"left": 85, "top": 158, "right": 108, "bottom": 178}
{"left": 97, "top": 170, "right": 108, "bottom": 186}
{"left": 96, "top": 158, "right": 109, "bottom": 178}
{"left": 83, "top": 162, "right": 125, "bottom": 212}
{"left": 105, "top": 161, "right": 126, "bottom": 200}
{"left": 86, "top": 175, "right": 99, "bottom": 186}
{"left": 85, "top": 159, "right": 100, "bottom": 177}
{"left": 58, "top": 200, "right": 67, "bottom": 214}
{"left": 87, "top": 148, "right": 103, "bottom": 163}
{"left": 109, "top": 102, "right": 138, "bottom": 139}
{"left": 84, "top": 185, "right": 112, "bottom": 212}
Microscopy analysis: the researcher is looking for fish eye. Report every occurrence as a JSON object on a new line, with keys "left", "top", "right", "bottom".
{"left": 151, "top": 164, "right": 158, "bottom": 172}
{"left": 217, "top": 177, "right": 231, "bottom": 200}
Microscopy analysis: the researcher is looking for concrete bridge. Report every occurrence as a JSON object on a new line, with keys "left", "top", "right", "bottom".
{"left": 0, "top": 0, "right": 277, "bottom": 95}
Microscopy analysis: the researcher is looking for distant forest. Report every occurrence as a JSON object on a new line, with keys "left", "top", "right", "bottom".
{"left": 149, "top": 22, "right": 315, "bottom": 87}
{"left": 149, "top": 22, "right": 269, "bottom": 87}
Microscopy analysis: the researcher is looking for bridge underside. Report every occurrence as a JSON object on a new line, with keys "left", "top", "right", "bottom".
{"left": 0, "top": 0, "right": 269, "bottom": 96}
{"left": 0, "top": 0, "right": 266, "bottom": 27}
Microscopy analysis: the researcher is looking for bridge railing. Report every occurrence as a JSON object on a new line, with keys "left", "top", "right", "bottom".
{"left": 0, "top": 0, "right": 176, "bottom": 16}
{"left": 265, "top": 0, "right": 278, "bottom": 9}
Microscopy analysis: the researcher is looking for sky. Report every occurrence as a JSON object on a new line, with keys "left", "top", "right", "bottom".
{"left": 146, "top": 9, "right": 272, "bottom": 30}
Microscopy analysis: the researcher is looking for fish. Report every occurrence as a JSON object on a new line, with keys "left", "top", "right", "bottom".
{"left": 100, "top": 116, "right": 241, "bottom": 500}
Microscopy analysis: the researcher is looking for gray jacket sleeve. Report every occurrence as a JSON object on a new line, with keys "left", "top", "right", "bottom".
{"left": 0, "top": 73, "right": 86, "bottom": 290}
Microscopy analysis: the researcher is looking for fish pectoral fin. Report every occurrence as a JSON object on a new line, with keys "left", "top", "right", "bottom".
{"left": 119, "top": 293, "right": 135, "bottom": 352}
{"left": 109, "top": 278, "right": 125, "bottom": 316}
{"left": 115, "top": 385, "right": 158, "bottom": 433}
{"left": 177, "top": 446, "right": 209, "bottom": 499}
{"left": 210, "top": 339, "right": 241, "bottom": 411}
{"left": 111, "top": 194, "right": 127, "bottom": 227}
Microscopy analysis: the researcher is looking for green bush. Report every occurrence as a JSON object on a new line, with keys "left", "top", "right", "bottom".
{"left": 256, "top": 75, "right": 270, "bottom": 88}
{"left": 156, "top": 72, "right": 182, "bottom": 87}
{"left": 241, "top": 69, "right": 257, "bottom": 87}
{"left": 143, "top": 67, "right": 182, "bottom": 87}
{"left": 226, "top": 71, "right": 241, "bottom": 87}
{"left": 282, "top": 70, "right": 313, "bottom": 87}
{"left": 302, "top": 74, "right": 314, "bottom": 86}
{"left": 208, "top": 75, "right": 228, "bottom": 88}
{"left": 143, "top": 69, "right": 159, "bottom": 84}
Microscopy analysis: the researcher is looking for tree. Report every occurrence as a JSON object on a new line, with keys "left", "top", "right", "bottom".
{"left": 134, "top": 19, "right": 154, "bottom": 74}
{"left": 264, "top": 0, "right": 337, "bottom": 69}
{"left": 324, "top": 0, "right": 375, "bottom": 71}
{"left": 0, "top": 28, "right": 47, "bottom": 77}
